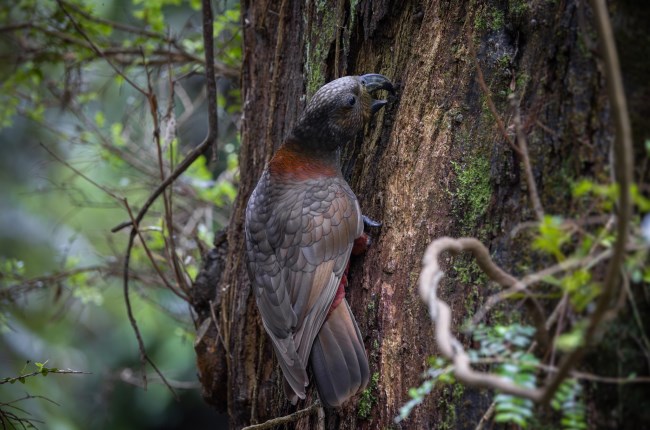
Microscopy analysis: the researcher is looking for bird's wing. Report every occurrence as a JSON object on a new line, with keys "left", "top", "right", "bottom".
{"left": 245, "top": 172, "right": 362, "bottom": 399}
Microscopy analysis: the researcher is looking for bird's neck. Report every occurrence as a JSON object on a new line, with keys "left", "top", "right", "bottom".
{"left": 268, "top": 139, "right": 341, "bottom": 180}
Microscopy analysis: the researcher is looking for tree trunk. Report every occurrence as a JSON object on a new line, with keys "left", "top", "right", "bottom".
{"left": 192, "top": 0, "right": 650, "bottom": 428}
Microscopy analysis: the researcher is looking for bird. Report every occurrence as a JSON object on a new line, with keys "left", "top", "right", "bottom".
{"left": 244, "top": 74, "right": 394, "bottom": 407}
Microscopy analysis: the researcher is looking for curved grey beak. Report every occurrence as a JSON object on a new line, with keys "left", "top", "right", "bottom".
{"left": 360, "top": 73, "right": 395, "bottom": 115}
{"left": 360, "top": 74, "right": 395, "bottom": 95}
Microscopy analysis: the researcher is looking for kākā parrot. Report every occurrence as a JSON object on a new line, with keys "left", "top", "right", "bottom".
{"left": 244, "top": 74, "right": 394, "bottom": 407}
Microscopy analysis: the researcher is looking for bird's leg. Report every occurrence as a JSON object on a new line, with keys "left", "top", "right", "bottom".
{"left": 327, "top": 274, "right": 347, "bottom": 318}
{"left": 351, "top": 232, "right": 371, "bottom": 256}
{"left": 325, "top": 250, "right": 354, "bottom": 319}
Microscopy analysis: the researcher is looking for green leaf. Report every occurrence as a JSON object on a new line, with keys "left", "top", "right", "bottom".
{"left": 533, "top": 215, "right": 568, "bottom": 261}
{"left": 572, "top": 179, "right": 593, "bottom": 197}
{"left": 556, "top": 327, "right": 585, "bottom": 352}
{"left": 95, "top": 111, "right": 105, "bottom": 128}
{"left": 110, "top": 123, "right": 125, "bottom": 147}
{"left": 495, "top": 411, "right": 527, "bottom": 427}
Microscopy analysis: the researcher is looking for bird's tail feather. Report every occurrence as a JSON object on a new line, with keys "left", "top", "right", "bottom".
{"left": 310, "top": 299, "right": 369, "bottom": 407}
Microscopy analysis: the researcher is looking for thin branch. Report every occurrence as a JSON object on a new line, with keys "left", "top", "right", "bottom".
{"left": 1, "top": 369, "right": 89, "bottom": 385}
{"left": 466, "top": 31, "right": 521, "bottom": 156}
{"left": 39, "top": 143, "right": 122, "bottom": 201}
{"left": 208, "top": 300, "right": 228, "bottom": 354}
{"left": 475, "top": 402, "right": 496, "bottom": 430}
{"left": 513, "top": 100, "right": 544, "bottom": 221}
{"left": 467, "top": 30, "right": 545, "bottom": 221}
{"left": 58, "top": 0, "right": 178, "bottom": 43}
{"left": 471, "top": 357, "right": 650, "bottom": 384}
{"left": 56, "top": 0, "right": 237, "bottom": 78}
{"left": 471, "top": 247, "right": 613, "bottom": 326}
{"left": 119, "top": 368, "right": 201, "bottom": 390}
{"left": 121, "top": 200, "right": 179, "bottom": 400}
{"left": 241, "top": 401, "right": 321, "bottom": 430}
{"left": 419, "top": 237, "right": 544, "bottom": 402}
{"left": 57, "top": 0, "right": 148, "bottom": 96}
{"left": 113, "top": 0, "right": 220, "bottom": 402}
{"left": 0, "top": 22, "right": 32, "bottom": 33}
{"left": 540, "top": 0, "right": 634, "bottom": 403}
{"left": 125, "top": 200, "right": 187, "bottom": 301}
{"left": 198, "top": 0, "right": 219, "bottom": 154}
{"left": 158, "top": 61, "right": 190, "bottom": 295}
{"left": 143, "top": 54, "right": 189, "bottom": 297}
{"left": 2, "top": 264, "right": 107, "bottom": 301}
{"left": 110, "top": 0, "right": 219, "bottom": 233}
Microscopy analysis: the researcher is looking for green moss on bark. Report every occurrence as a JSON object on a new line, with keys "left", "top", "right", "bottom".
{"left": 452, "top": 155, "right": 492, "bottom": 232}
{"left": 357, "top": 372, "right": 380, "bottom": 419}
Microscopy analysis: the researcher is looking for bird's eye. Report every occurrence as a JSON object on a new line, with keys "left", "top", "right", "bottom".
{"left": 347, "top": 96, "right": 356, "bottom": 106}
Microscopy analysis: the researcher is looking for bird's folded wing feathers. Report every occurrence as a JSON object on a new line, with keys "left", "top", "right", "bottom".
{"left": 245, "top": 174, "right": 363, "bottom": 397}
{"left": 310, "top": 299, "right": 369, "bottom": 407}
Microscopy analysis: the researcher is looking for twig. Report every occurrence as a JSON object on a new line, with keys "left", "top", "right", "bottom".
{"left": 110, "top": 0, "right": 219, "bottom": 234}
{"left": 621, "top": 268, "right": 650, "bottom": 369}
{"left": 57, "top": 0, "right": 148, "bottom": 96}
{"left": 471, "top": 248, "right": 613, "bottom": 326}
{"left": 466, "top": 31, "right": 521, "bottom": 156}
{"left": 124, "top": 200, "right": 187, "bottom": 301}
{"left": 475, "top": 401, "right": 496, "bottom": 430}
{"left": 471, "top": 356, "right": 650, "bottom": 384}
{"left": 419, "top": 238, "right": 546, "bottom": 401}
{"left": 208, "top": 300, "right": 228, "bottom": 352}
{"left": 114, "top": 0, "right": 220, "bottom": 398}
{"left": 119, "top": 368, "right": 201, "bottom": 389}
{"left": 467, "top": 30, "right": 546, "bottom": 222}
{"left": 39, "top": 143, "right": 121, "bottom": 201}
{"left": 241, "top": 401, "right": 321, "bottom": 430}
{"left": 144, "top": 55, "right": 189, "bottom": 297}
{"left": 1, "top": 369, "right": 89, "bottom": 385}
{"left": 476, "top": 289, "right": 571, "bottom": 428}
{"left": 121, "top": 200, "right": 179, "bottom": 400}
{"left": 513, "top": 100, "right": 544, "bottom": 221}
{"left": 2, "top": 265, "right": 106, "bottom": 300}
{"left": 539, "top": 0, "right": 634, "bottom": 403}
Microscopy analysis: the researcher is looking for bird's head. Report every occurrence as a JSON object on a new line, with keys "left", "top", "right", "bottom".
{"left": 290, "top": 74, "right": 394, "bottom": 152}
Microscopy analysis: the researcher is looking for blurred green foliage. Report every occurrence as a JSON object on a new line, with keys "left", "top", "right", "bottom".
{"left": 396, "top": 324, "right": 588, "bottom": 430}
{"left": 397, "top": 166, "right": 650, "bottom": 427}
{"left": 0, "top": 0, "right": 241, "bottom": 428}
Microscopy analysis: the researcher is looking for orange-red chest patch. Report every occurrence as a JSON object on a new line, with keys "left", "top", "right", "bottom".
{"left": 268, "top": 146, "right": 338, "bottom": 180}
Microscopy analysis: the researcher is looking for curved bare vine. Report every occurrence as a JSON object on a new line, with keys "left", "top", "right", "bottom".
{"left": 417, "top": 0, "right": 635, "bottom": 412}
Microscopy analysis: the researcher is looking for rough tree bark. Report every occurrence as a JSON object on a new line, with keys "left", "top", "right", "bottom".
{"left": 192, "top": 0, "right": 650, "bottom": 428}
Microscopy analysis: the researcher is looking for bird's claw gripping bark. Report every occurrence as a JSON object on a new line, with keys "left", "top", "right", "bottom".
{"left": 353, "top": 215, "right": 381, "bottom": 256}
{"left": 362, "top": 214, "right": 382, "bottom": 229}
